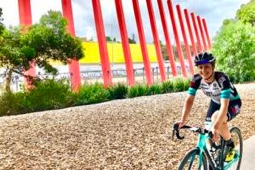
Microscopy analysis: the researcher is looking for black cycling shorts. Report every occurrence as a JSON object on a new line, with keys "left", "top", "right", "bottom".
{"left": 205, "top": 99, "right": 242, "bottom": 121}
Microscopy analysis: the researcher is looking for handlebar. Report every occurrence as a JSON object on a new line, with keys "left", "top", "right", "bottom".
{"left": 172, "top": 123, "right": 212, "bottom": 140}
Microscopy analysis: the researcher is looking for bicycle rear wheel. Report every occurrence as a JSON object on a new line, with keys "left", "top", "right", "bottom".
{"left": 178, "top": 148, "right": 207, "bottom": 170}
{"left": 227, "top": 127, "right": 243, "bottom": 170}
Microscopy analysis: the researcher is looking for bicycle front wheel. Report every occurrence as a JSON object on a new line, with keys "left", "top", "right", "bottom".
{"left": 178, "top": 148, "right": 207, "bottom": 170}
{"left": 227, "top": 127, "right": 243, "bottom": 170}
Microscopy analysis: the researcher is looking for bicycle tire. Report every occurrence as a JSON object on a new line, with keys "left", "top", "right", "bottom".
{"left": 228, "top": 127, "right": 243, "bottom": 170}
{"left": 178, "top": 148, "right": 207, "bottom": 170}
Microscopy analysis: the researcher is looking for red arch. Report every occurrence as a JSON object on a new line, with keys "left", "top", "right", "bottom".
{"left": 17, "top": 0, "right": 212, "bottom": 88}
{"left": 167, "top": 0, "right": 187, "bottom": 77}
{"left": 62, "top": 0, "right": 81, "bottom": 91}
{"left": 115, "top": 0, "right": 135, "bottom": 86}
{"left": 18, "top": 0, "right": 36, "bottom": 88}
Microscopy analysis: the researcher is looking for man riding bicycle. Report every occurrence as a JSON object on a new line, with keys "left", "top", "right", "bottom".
{"left": 177, "top": 52, "right": 242, "bottom": 162}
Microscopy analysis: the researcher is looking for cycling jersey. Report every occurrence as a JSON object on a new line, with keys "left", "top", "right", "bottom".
{"left": 187, "top": 71, "right": 240, "bottom": 104}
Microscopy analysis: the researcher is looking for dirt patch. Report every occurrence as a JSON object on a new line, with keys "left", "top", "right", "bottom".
{"left": 0, "top": 83, "right": 254, "bottom": 169}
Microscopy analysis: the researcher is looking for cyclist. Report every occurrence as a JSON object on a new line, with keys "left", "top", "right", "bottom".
{"left": 177, "top": 52, "right": 242, "bottom": 162}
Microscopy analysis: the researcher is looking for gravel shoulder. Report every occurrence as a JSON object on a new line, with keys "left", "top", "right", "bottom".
{"left": 0, "top": 83, "right": 254, "bottom": 169}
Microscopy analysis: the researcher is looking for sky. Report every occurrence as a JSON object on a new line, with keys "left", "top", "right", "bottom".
{"left": 0, "top": 0, "right": 251, "bottom": 44}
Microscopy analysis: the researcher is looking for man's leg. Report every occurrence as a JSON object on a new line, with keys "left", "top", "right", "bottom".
{"left": 211, "top": 111, "right": 230, "bottom": 140}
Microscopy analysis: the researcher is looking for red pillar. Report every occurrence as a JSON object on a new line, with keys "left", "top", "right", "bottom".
{"left": 197, "top": 16, "right": 207, "bottom": 51}
{"left": 62, "top": 0, "right": 81, "bottom": 91}
{"left": 202, "top": 18, "right": 212, "bottom": 50}
{"left": 146, "top": 0, "right": 166, "bottom": 81}
{"left": 18, "top": 0, "right": 36, "bottom": 87}
{"left": 191, "top": 12, "right": 203, "bottom": 52}
{"left": 157, "top": 0, "right": 177, "bottom": 77}
{"left": 18, "top": 0, "right": 32, "bottom": 25}
{"left": 115, "top": 0, "right": 135, "bottom": 86}
{"left": 92, "top": 0, "right": 112, "bottom": 87}
{"left": 132, "top": 0, "right": 153, "bottom": 85}
{"left": 176, "top": 5, "right": 194, "bottom": 75}
{"left": 184, "top": 9, "right": 198, "bottom": 57}
{"left": 167, "top": 0, "right": 187, "bottom": 77}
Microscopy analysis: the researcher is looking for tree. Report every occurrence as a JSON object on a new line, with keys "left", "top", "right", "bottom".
{"left": 0, "top": 8, "right": 2, "bottom": 18}
{"left": 236, "top": 0, "right": 255, "bottom": 26}
{"left": 160, "top": 44, "right": 168, "bottom": 60}
{"left": 212, "top": 21, "right": 255, "bottom": 83}
{"left": 106, "top": 36, "right": 112, "bottom": 42}
{"left": 128, "top": 37, "right": 136, "bottom": 44}
{"left": 0, "top": 7, "right": 4, "bottom": 34}
{"left": 0, "top": 10, "right": 84, "bottom": 92}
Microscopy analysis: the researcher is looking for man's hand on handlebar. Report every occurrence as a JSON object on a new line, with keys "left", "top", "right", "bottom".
{"left": 172, "top": 122, "right": 192, "bottom": 140}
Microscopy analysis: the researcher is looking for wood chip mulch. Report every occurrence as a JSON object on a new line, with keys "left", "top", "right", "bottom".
{"left": 0, "top": 83, "right": 254, "bottom": 170}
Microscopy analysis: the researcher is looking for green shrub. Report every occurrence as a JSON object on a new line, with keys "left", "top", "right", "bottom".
{"left": 107, "top": 83, "right": 128, "bottom": 100}
{"left": 25, "top": 78, "right": 73, "bottom": 112}
{"left": 173, "top": 77, "right": 190, "bottom": 92}
{"left": 161, "top": 80, "right": 174, "bottom": 93}
{"left": 183, "top": 78, "right": 190, "bottom": 91}
{"left": 137, "top": 84, "right": 149, "bottom": 96}
{"left": 127, "top": 86, "right": 138, "bottom": 98}
{"left": 147, "top": 84, "right": 162, "bottom": 95}
{"left": 173, "top": 78, "right": 187, "bottom": 92}
{"left": 0, "top": 77, "right": 192, "bottom": 117}
{"left": 127, "top": 84, "right": 148, "bottom": 98}
{"left": 74, "top": 83, "right": 109, "bottom": 105}
{"left": 0, "top": 92, "right": 28, "bottom": 116}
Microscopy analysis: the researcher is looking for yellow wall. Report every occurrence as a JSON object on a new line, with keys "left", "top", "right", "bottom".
{"left": 79, "top": 42, "right": 158, "bottom": 64}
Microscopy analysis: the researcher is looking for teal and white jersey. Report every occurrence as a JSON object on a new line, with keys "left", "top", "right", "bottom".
{"left": 187, "top": 71, "right": 240, "bottom": 104}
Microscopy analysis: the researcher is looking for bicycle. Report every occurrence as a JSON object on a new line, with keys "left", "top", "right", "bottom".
{"left": 172, "top": 122, "right": 243, "bottom": 170}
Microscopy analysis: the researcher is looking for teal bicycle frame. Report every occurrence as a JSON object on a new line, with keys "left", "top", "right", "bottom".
{"left": 190, "top": 127, "right": 240, "bottom": 170}
{"left": 173, "top": 124, "right": 241, "bottom": 170}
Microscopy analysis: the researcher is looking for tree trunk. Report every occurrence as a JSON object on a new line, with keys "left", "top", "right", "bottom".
{"left": 5, "top": 69, "right": 13, "bottom": 93}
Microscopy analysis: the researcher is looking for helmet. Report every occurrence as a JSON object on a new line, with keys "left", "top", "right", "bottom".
{"left": 194, "top": 52, "right": 216, "bottom": 66}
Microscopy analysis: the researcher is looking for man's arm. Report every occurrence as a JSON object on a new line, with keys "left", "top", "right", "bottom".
{"left": 179, "top": 95, "right": 195, "bottom": 127}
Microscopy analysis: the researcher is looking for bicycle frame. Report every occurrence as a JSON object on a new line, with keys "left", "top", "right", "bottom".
{"left": 174, "top": 125, "right": 241, "bottom": 170}
{"left": 203, "top": 136, "right": 240, "bottom": 170}
{"left": 195, "top": 132, "right": 220, "bottom": 170}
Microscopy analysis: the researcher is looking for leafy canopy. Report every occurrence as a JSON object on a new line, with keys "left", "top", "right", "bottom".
{"left": 0, "top": 10, "right": 85, "bottom": 92}
{"left": 0, "top": 7, "right": 4, "bottom": 34}
{"left": 212, "top": 21, "right": 255, "bottom": 83}
{"left": 0, "top": 27, "right": 35, "bottom": 70}
{"left": 0, "top": 10, "right": 84, "bottom": 74}
{"left": 22, "top": 10, "right": 84, "bottom": 74}
{"left": 236, "top": 0, "right": 255, "bottom": 25}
